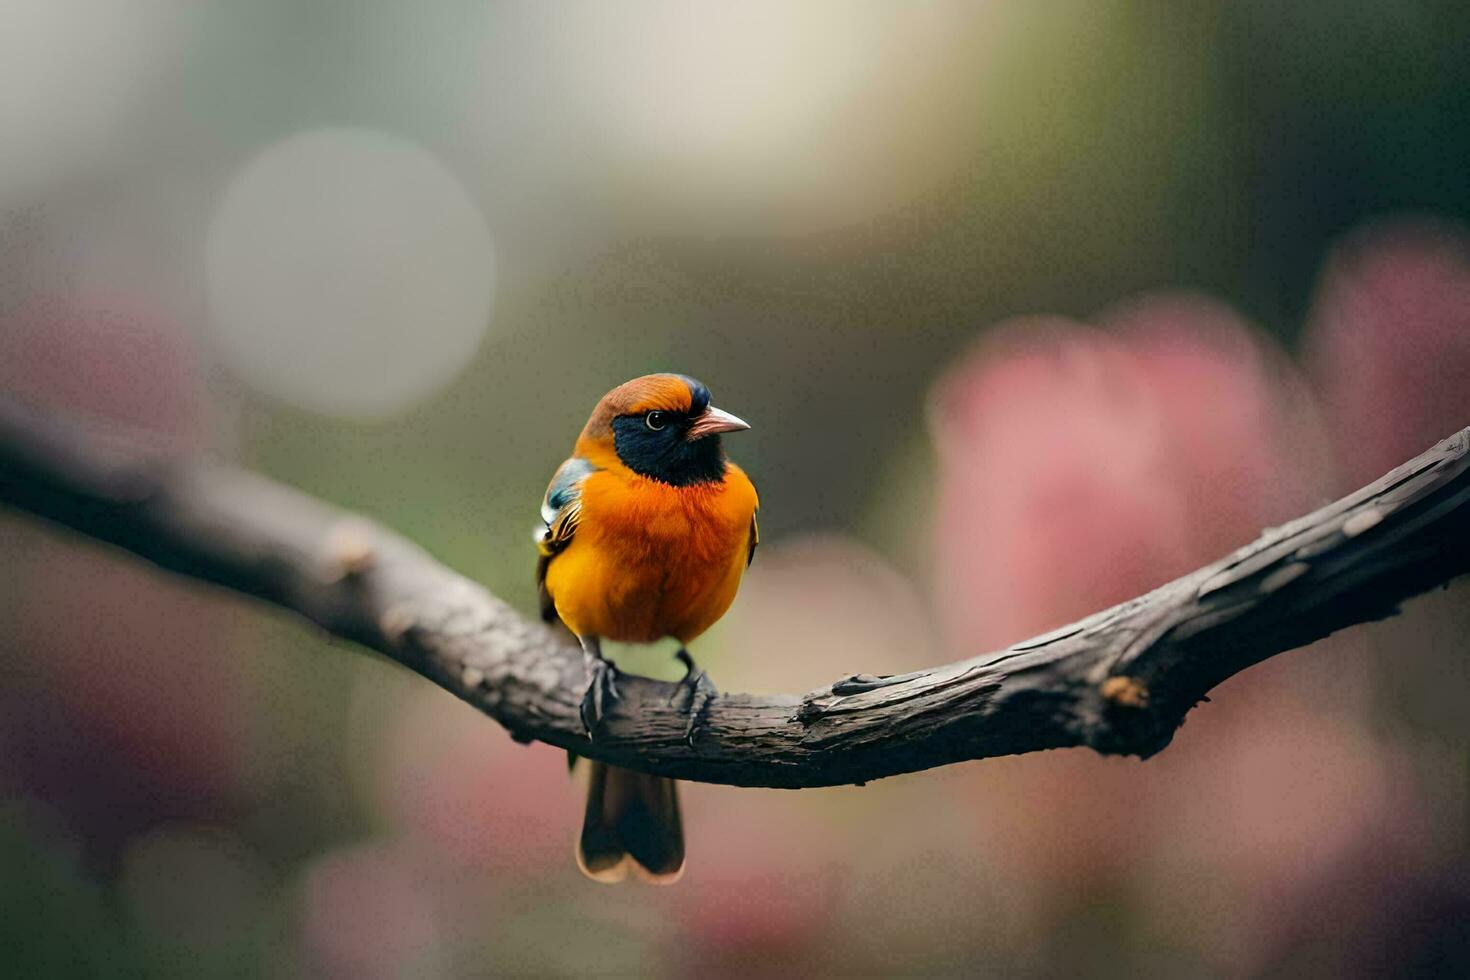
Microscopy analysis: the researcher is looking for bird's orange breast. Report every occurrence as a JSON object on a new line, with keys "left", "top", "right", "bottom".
{"left": 544, "top": 464, "right": 758, "bottom": 644}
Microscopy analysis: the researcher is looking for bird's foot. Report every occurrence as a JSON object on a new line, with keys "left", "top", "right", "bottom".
{"left": 671, "top": 649, "right": 718, "bottom": 747}
{"left": 579, "top": 654, "right": 621, "bottom": 739}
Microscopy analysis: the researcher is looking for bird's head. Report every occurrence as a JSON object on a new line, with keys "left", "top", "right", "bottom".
{"left": 577, "top": 374, "right": 750, "bottom": 486}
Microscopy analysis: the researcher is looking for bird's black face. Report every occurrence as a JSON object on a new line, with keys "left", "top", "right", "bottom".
{"left": 612, "top": 411, "right": 726, "bottom": 486}
{"left": 611, "top": 378, "right": 748, "bottom": 486}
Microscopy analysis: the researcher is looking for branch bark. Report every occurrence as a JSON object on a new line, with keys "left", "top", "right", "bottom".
{"left": 2, "top": 398, "right": 1468, "bottom": 789}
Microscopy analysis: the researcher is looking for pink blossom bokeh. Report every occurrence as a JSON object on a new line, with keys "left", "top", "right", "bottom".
{"left": 930, "top": 294, "right": 1327, "bottom": 652}
{"left": 1303, "top": 217, "right": 1470, "bottom": 489}
{"left": 926, "top": 215, "right": 1470, "bottom": 974}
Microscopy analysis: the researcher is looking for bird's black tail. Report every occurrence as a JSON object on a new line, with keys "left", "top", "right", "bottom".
{"left": 575, "top": 760, "right": 685, "bottom": 884}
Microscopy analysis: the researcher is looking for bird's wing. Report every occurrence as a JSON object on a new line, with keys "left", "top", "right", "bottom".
{"left": 536, "top": 456, "right": 594, "bottom": 556}
{"left": 535, "top": 456, "right": 596, "bottom": 623}
{"left": 747, "top": 509, "right": 759, "bottom": 567}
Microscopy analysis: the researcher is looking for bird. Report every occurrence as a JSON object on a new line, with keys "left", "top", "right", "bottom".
{"left": 535, "top": 373, "right": 759, "bottom": 883}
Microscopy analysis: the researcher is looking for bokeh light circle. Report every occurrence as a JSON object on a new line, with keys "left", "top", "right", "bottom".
{"left": 206, "top": 128, "right": 495, "bottom": 418}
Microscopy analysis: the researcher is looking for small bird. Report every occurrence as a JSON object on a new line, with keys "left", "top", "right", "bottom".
{"left": 535, "top": 374, "right": 758, "bottom": 883}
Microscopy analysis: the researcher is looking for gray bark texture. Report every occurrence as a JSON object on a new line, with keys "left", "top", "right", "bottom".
{"left": 2, "top": 397, "right": 1467, "bottom": 788}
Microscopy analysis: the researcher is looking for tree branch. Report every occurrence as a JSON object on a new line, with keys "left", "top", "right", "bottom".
{"left": 1, "top": 397, "right": 1468, "bottom": 788}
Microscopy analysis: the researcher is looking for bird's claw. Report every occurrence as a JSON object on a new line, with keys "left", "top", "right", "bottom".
{"left": 671, "top": 650, "right": 718, "bottom": 747}
{"left": 580, "top": 657, "right": 621, "bottom": 739}
{"left": 680, "top": 671, "right": 718, "bottom": 747}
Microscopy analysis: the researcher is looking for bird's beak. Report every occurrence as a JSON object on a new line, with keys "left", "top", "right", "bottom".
{"left": 686, "top": 405, "right": 750, "bottom": 440}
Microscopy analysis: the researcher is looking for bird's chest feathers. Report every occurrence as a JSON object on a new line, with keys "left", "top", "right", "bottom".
{"left": 585, "top": 475, "right": 739, "bottom": 565}
{"left": 550, "top": 465, "right": 754, "bottom": 643}
{"left": 552, "top": 470, "right": 746, "bottom": 640}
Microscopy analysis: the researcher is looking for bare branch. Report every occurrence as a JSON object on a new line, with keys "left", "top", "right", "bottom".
{"left": 2, "top": 397, "right": 1467, "bottom": 788}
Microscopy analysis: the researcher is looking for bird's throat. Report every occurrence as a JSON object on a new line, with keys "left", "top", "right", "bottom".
{"left": 611, "top": 420, "right": 727, "bottom": 487}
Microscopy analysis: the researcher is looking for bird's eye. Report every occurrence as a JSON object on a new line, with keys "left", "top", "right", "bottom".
{"left": 645, "top": 411, "right": 668, "bottom": 431}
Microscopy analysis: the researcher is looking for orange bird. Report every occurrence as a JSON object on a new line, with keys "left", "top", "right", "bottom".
{"left": 535, "top": 374, "right": 758, "bottom": 882}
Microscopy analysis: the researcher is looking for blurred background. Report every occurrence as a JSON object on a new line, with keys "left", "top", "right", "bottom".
{"left": 2, "top": 1, "right": 1470, "bottom": 976}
